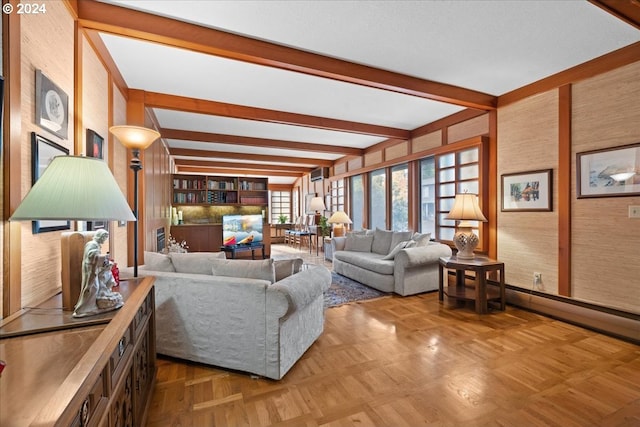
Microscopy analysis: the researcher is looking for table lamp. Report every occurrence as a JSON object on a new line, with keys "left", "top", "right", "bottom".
{"left": 445, "top": 191, "right": 487, "bottom": 259}
{"left": 327, "top": 211, "right": 352, "bottom": 237}
{"left": 9, "top": 155, "right": 136, "bottom": 313}
{"left": 308, "top": 196, "right": 326, "bottom": 227}
{"left": 109, "top": 125, "right": 160, "bottom": 277}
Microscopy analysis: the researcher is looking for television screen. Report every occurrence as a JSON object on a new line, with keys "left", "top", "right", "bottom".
{"left": 222, "top": 214, "right": 264, "bottom": 246}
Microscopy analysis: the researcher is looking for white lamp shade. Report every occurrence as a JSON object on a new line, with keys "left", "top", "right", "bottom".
{"left": 445, "top": 193, "right": 487, "bottom": 223}
{"left": 308, "top": 196, "right": 326, "bottom": 212}
{"left": 109, "top": 125, "right": 160, "bottom": 150}
{"left": 327, "top": 211, "right": 352, "bottom": 225}
{"left": 10, "top": 156, "right": 136, "bottom": 221}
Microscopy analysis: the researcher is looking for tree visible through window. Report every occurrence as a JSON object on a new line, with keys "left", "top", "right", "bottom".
{"left": 350, "top": 175, "right": 364, "bottom": 231}
{"left": 369, "top": 169, "right": 386, "bottom": 229}
{"left": 391, "top": 164, "right": 408, "bottom": 231}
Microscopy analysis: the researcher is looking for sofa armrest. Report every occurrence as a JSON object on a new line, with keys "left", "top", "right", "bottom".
{"left": 268, "top": 265, "right": 331, "bottom": 318}
{"left": 331, "top": 236, "right": 347, "bottom": 252}
{"left": 394, "top": 242, "right": 452, "bottom": 269}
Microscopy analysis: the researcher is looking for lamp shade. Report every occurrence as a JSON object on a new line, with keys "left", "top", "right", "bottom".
{"left": 109, "top": 125, "right": 160, "bottom": 150}
{"left": 327, "top": 211, "right": 352, "bottom": 225}
{"left": 10, "top": 156, "right": 136, "bottom": 221}
{"left": 445, "top": 193, "right": 487, "bottom": 224}
{"left": 308, "top": 196, "right": 326, "bottom": 212}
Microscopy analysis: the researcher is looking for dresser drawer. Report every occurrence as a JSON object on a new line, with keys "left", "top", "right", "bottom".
{"left": 110, "top": 327, "right": 133, "bottom": 387}
{"left": 133, "top": 293, "right": 152, "bottom": 338}
{"left": 69, "top": 369, "right": 108, "bottom": 427}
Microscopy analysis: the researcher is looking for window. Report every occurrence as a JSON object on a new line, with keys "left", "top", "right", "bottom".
{"left": 391, "top": 164, "right": 409, "bottom": 231}
{"left": 369, "top": 168, "right": 386, "bottom": 229}
{"left": 269, "top": 191, "right": 290, "bottom": 224}
{"left": 350, "top": 175, "right": 364, "bottom": 231}
{"left": 329, "top": 179, "right": 345, "bottom": 213}
{"left": 419, "top": 157, "right": 436, "bottom": 236}
{"left": 436, "top": 147, "right": 481, "bottom": 242}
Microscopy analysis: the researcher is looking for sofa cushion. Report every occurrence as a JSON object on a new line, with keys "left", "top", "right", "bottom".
{"left": 389, "top": 231, "right": 414, "bottom": 253}
{"left": 412, "top": 232, "right": 432, "bottom": 247}
{"left": 344, "top": 233, "right": 374, "bottom": 252}
{"left": 274, "top": 258, "right": 304, "bottom": 281}
{"left": 333, "top": 251, "right": 394, "bottom": 275}
{"left": 169, "top": 251, "right": 226, "bottom": 274}
{"left": 382, "top": 239, "right": 416, "bottom": 260}
{"left": 141, "top": 251, "right": 175, "bottom": 272}
{"left": 371, "top": 228, "right": 394, "bottom": 255}
{"left": 211, "top": 258, "right": 276, "bottom": 283}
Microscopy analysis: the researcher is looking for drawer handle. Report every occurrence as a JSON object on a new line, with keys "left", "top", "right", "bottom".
{"left": 118, "top": 337, "right": 126, "bottom": 357}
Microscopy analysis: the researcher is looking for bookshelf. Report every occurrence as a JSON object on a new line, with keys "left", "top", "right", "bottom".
{"left": 172, "top": 174, "right": 268, "bottom": 206}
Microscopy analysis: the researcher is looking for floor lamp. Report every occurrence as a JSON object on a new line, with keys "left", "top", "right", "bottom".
{"left": 109, "top": 125, "right": 160, "bottom": 277}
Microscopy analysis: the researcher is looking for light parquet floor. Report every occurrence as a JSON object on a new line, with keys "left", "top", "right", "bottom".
{"left": 146, "top": 246, "right": 640, "bottom": 427}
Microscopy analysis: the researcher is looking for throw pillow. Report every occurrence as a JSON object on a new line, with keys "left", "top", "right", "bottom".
{"left": 211, "top": 258, "right": 276, "bottom": 283}
{"left": 141, "top": 251, "right": 175, "bottom": 272}
{"left": 371, "top": 228, "right": 394, "bottom": 255}
{"left": 169, "top": 251, "right": 226, "bottom": 275}
{"left": 274, "top": 258, "right": 304, "bottom": 281}
{"left": 382, "top": 240, "right": 416, "bottom": 260}
{"left": 389, "top": 231, "right": 413, "bottom": 253}
{"left": 412, "top": 232, "right": 432, "bottom": 247}
{"left": 344, "top": 234, "right": 374, "bottom": 252}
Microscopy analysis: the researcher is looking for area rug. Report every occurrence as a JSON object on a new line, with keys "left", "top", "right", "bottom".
{"left": 324, "top": 272, "right": 389, "bottom": 308}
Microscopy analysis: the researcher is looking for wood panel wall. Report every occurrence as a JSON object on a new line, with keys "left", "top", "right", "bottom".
{"left": 497, "top": 91, "right": 560, "bottom": 295}
{"left": 111, "top": 83, "right": 129, "bottom": 267}
{"left": 570, "top": 61, "right": 640, "bottom": 313}
{"left": 19, "top": 2, "right": 75, "bottom": 308}
{"left": 497, "top": 61, "right": 640, "bottom": 314}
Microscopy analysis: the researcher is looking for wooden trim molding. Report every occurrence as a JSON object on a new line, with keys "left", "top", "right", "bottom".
{"left": 558, "top": 85, "right": 572, "bottom": 297}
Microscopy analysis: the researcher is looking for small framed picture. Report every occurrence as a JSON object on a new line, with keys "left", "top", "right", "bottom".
{"left": 35, "top": 70, "right": 69, "bottom": 140}
{"left": 31, "top": 132, "right": 71, "bottom": 233}
{"left": 501, "top": 169, "right": 553, "bottom": 212}
{"left": 577, "top": 143, "right": 640, "bottom": 198}
{"left": 86, "top": 129, "right": 104, "bottom": 159}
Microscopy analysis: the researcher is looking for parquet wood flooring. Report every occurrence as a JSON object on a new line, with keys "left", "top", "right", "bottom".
{"left": 146, "top": 288, "right": 640, "bottom": 427}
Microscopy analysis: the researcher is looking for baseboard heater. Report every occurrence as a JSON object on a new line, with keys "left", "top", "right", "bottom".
{"left": 505, "top": 285, "right": 640, "bottom": 345}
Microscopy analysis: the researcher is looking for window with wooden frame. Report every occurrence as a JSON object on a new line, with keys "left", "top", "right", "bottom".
{"left": 350, "top": 175, "right": 364, "bottom": 231}
{"left": 435, "top": 146, "right": 484, "bottom": 248}
{"left": 329, "top": 179, "right": 345, "bottom": 213}
{"left": 269, "top": 190, "right": 291, "bottom": 224}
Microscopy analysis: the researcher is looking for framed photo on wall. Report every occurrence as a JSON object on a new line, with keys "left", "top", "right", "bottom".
{"left": 501, "top": 169, "right": 553, "bottom": 212}
{"left": 86, "top": 129, "right": 104, "bottom": 159}
{"left": 35, "top": 70, "right": 69, "bottom": 140}
{"left": 31, "top": 132, "right": 71, "bottom": 233}
{"left": 577, "top": 143, "right": 640, "bottom": 198}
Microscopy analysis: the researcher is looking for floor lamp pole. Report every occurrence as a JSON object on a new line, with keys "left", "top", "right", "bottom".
{"left": 130, "top": 149, "right": 142, "bottom": 277}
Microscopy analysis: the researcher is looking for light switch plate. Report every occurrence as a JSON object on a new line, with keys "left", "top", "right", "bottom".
{"left": 629, "top": 206, "right": 640, "bottom": 218}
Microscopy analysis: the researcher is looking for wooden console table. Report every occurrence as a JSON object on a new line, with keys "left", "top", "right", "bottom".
{"left": 0, "top": 277, "right": 156, "bottom": 427}
{"left": 220, "top": 243, "right": 266, "bottom": 259}
{"left": 438, "top": 255, "right": 505, "bottom": 314}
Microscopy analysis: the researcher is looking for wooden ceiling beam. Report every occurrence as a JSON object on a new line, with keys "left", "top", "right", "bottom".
{"left": 145, "top": 91, "right": 408, "bottom": 139}
{"left": 174, "top": 159, "right": 313, "bottom": 173}
{"left": 169, "top": 148, "right": 334, "bottom": 167}
{"left": 76, "top": 0, "right": 496, "bottom": 110}
{"left": 161, "top": 128, "right": 363, "bottom": 156}
{"left": 176, "top": 166, "right": 303, "bottom": 177}
{"left": 589, "top": 0, "right": 640, "bottom": 30}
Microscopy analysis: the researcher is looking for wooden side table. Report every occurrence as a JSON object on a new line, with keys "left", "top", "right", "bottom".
{"left": 438, "top": 255, "right": 505, "bottom": 314}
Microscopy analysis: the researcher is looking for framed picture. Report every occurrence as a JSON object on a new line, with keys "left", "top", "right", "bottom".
{"left": 35, "top": 69, "right": 69, "bottom": 139}
{"left": 31, "top": 132, "right": 71, "bottom": 233}
{"left": 577, "top": 143, "right": 640, "bottom": 198}
{"left": 501, "top": 169, "right": 553, "bottom": 212}
{"left": 86, "top": 129, "right": 104, "bottom": 159}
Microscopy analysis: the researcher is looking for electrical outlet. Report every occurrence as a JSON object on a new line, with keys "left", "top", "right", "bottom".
{"left": 533, "top": 272, "right": 542, "bottom": 287}
{"left": 629, "top": 206, "right": 640, "bottom": 219}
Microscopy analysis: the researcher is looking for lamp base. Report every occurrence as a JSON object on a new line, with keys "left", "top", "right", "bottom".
{"left": 333, "top": 225, "right": 345, "bottom": 237}
{"left": 453, "top": 227, "right": 479, "bottom": 259}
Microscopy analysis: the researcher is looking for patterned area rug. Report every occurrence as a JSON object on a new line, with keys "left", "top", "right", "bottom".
{"left": 324, "top": 272, "right": 389, "bottom": 308}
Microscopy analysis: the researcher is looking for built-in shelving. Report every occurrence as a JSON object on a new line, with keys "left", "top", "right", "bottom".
{"left": 172, "top": 174, "right": 268, "bottom": 206}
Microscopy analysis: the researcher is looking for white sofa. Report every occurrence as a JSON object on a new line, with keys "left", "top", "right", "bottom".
{"left": 332, "top": 229, "right": 452, "bottom": 296}
{"left": 127, "top": 251, "right": 331, "bottom": 380}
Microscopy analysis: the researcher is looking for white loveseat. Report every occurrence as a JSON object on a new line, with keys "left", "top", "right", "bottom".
{"left": 127, "top": 251, "right": 331, "bottom": 380}
{"left": 332, "top": 229, "right": 452, "bottom": 296}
